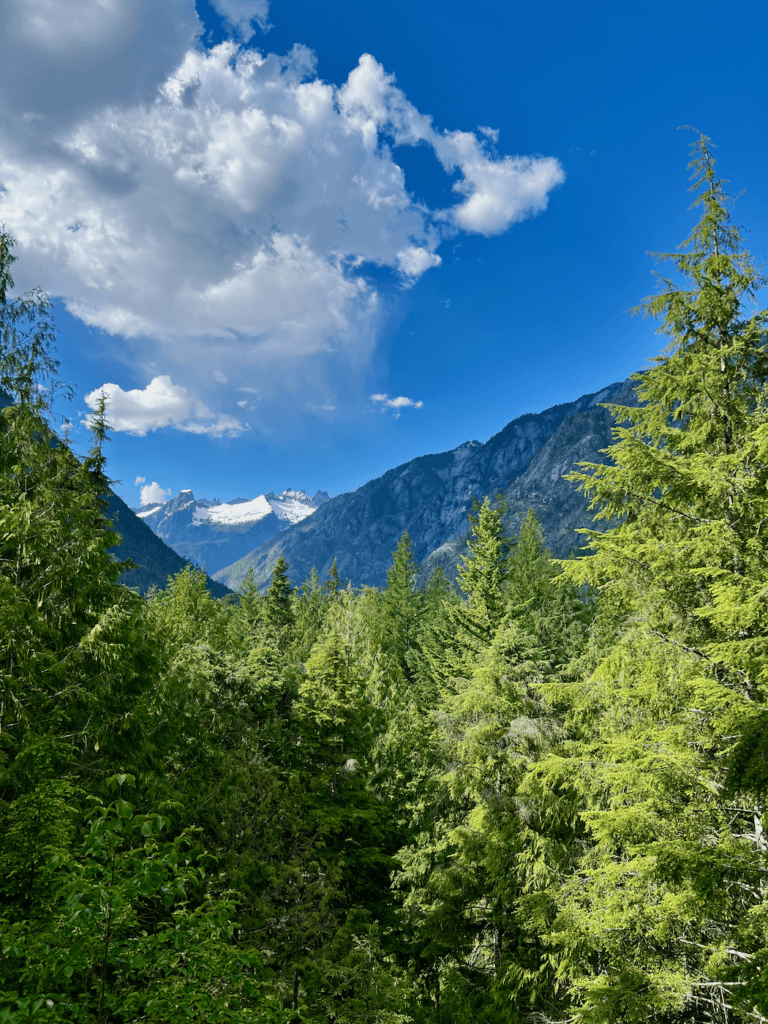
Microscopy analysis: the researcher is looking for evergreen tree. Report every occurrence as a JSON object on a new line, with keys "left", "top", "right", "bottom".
{"left": 264, "top": 555, "right": 295, "bottom": 642}
{"left": 0, "top": 234, "right": 284, "bottom": 1023}
{"left": 379, "top": 531, "right": 424, "bottom": 686}
{"left": 423, "top": 496, "right": 512, "bottom": 693}
{"left": 324, "top": 557, "right": 342, "bottom": 596}
{"left": 506, "top": 509, "right": 592, "bottom": 671}
{"left": 547, "top": 132, "right": 768, "bottom": 1021}
{"left": 457, "top": 496, "right": 510, "bottom": 632}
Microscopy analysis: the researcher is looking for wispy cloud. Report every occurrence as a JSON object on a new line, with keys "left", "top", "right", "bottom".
{"left": 209, "top": 0, "right": 271, "bottom": 41}
{"left": 370, "top": 393, "right": 424, "bottom": 418}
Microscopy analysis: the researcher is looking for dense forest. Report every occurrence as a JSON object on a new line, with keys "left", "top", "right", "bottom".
{"left": 2, "top": 135, "right": 768, "bottom": 1023}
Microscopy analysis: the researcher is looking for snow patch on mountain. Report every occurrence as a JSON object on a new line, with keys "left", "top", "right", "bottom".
{"left": 193, "top": 494, "right": 272, "bottom": 526}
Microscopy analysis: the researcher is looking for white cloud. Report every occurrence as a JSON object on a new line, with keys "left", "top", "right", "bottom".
{"left": 210, "top": 0, "right": 270, "bottom": 41}
{"left": 134, "top": 475, "right": 146, "bottom": 485}
{"left": 84, "top": 375, "right": 249, "bottom": 436}
{"left": 0, "top": 20, "right": 564, "bottom": 416}
{"left": 396, "top": 246, "right": 442, "bottom": 280}
{"left": 370, "top": 393, "right": 424, "bottom": 417}
{"left": 440, "top": 138, "right": 565, "bottom": 236}
{"left": 140, "top": 481, "right": 171, "bottom": 506}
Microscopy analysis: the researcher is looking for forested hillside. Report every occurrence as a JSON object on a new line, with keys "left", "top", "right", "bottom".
{"left": 2, "top": 135, "right": 768, "bottom": 1024}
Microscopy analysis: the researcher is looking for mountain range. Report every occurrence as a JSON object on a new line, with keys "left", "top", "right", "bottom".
{"left": 202, "top": 376, "right": 639, "bottom": 592}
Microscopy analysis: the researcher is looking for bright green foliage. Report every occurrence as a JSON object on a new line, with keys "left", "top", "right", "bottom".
{"left": 421, "top": 497, "right": 511, "bottom": 694}
{"left": 506, "top": 509, "right": 591, "bottom": 670}
{"left": 457, "top": 496, "right": 509, "bottom": 633}
{"left": 294, "top": 567, "right": 327, "bottom": 659}
{"left": 265, "top": 555, "right": 295, "bottom": 640}
{"left": 379, "top": 532, "right": 424, "bottom": 686}
{"left": 398, "top": 621, "right": 553, "bottom": 1022}
{"left": 394, "top": 513, "right": 586, "bottom": 1023}
{"left": 324, "top": 557, "right": 342, "bottom": 596}
{"left": 563, "top": 134, "right": 768, "bottom": 677}
{"left": 0, "top": 241, "right": 144, "bottom": 763}
{"left": 0, "top": 233, "right": 158, "bottom": 967}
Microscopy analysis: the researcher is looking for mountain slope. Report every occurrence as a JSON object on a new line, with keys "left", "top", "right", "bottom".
{"left": 213, "top": 379, "right": 634, "bottom": 592}
{"left": 134, "top": 488, "right": 328, "bottom": 576}
{"left": 419, "top": 378, "right": 640, "bottom": 583}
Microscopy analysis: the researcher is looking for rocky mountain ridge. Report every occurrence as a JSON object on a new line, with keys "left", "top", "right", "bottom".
{"left": 106, "top": 492, "right": 232, "bottom": 598}
{"left": 419, "top": 377, "right": 640, "bottom": 584}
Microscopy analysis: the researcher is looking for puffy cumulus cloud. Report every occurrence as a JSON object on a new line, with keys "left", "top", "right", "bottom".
{"left": 210, "top": 0, "right": 270, "bottom": 41}
{"left": 83, "top": 376, "right": 249, "bottom": 436}
{"left": 0, "top": 29, "right": 563, "bottom": 411}
{"left": 139, "top": 481, "right": 171, "bottom": 506}
{"left": 439, "top": 138, "right": 565, "bottom": 236}
{"left": 370, "top": 393, "right": 424, "bottom": 418}
{"left": 337, "top": 55, "right": 564, "bottom": 236}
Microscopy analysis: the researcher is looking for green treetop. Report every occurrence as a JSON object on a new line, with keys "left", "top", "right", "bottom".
{"left": 562, "top": 130, "right": 768, "bottom": 684}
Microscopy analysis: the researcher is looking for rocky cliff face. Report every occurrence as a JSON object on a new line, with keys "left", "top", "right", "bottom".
{"left": 213, "top": 379, "right": 636, "bottom": 592}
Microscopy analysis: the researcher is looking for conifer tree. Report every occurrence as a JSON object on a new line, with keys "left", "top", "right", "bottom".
{"left": 457, "top": 496, "right": 510, "bottom": 632}
{"left": 265, "top": 555, "right": 295, "bottom": 641}
{"left": 324, "top": 557, "right": 342, "bottom": 596}
{"left": 548, "top": 132, "right": 768, "bottom": 1021}
{"left": 0, "top": 231, "right": 147, "bottom": 784}
{"left": 423, "top": 496, "right": 511, "bottom": 692}
{"left": 379, "top": 531, "right": 424, "bottom": 686}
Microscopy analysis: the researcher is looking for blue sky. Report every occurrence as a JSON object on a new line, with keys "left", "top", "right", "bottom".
{"left": 1, "top": 0, "right": 766, "bottom": 505}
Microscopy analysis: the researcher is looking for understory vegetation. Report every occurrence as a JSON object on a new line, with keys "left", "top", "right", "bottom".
{"left": 2, "top": 136, "right": 768, "bottom": 1023}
